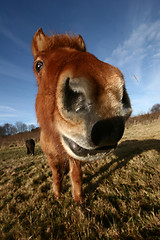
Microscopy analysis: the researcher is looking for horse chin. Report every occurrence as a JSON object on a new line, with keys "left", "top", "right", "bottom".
{"left": 62, "top": 135, "right": 117, "bottom": 161}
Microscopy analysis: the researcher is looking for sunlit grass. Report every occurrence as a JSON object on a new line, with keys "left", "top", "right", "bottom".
{"left": 0, "top": 120, "right": 160, "bottom": 239}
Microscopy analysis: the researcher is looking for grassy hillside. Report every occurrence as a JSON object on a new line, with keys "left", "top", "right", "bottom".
{"left": 0, "top": 117, "right": 160, "bottom": 239}
{"left": 0, "top": 128, "right": 40, "bottom": 149}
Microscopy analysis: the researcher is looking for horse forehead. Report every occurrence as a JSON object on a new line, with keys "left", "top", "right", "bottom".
{"left": 46, "top": 50, "right": 101, "bottom": 70}
{"left": 62, "top": 57, "right": 122, "bottom": 85}
{"left": 45, "top": 50, "right": 123, "bottom": 86}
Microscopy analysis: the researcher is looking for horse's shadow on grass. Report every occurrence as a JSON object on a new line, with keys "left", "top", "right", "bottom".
{"left": 83, "top": 139, "right": 160, "bottom": 195}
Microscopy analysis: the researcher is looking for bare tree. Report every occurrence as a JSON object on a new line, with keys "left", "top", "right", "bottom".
{"left": 150, "top": 104, "right": 160, "bottom": 113}
{"left": 3, "top": 123, "right": 11, "bottom": 135}
{"left": 10, "top": 125, "right": 18, "bottom": 135}
{"left": 0, "top": 126, "right": 5, "bottom": 136}
{"left": 0, "top": 122, "right": 36, "bottom": 135}
{"left": 0, "top": 123, "right": 18, "bottom": 135}
{"left": 28, "top": 124, "right": 36, "bottom": 131}
{"left": 21, "top": 123, "right": 28, "bottom": 132}
{"left": 15, "top": 122, "right": 27, "bottom": 133}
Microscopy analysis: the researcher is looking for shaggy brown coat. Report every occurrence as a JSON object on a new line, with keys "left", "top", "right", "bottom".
{"left": 32, "top": 28, "right": 132, "bottom": 202}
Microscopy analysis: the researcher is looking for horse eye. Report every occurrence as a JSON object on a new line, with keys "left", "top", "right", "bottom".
{"left": 36, "top": 61, "right": 43, "bottom": 73}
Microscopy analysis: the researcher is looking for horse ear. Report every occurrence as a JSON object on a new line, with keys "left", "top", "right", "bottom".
{"left": 78, "top": 34, "right": 86, "bottom": 52}
{"left": 32, "top": 28, "right": 51, "bottom": 57}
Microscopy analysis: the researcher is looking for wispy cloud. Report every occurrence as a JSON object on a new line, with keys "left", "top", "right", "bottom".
{"left": 0, "top": 58, "right": 33, "bottom": 81}
{"left": 107, "top": 20, "right": 160, "bottom": 69}
{"left": 0, "top": 105, "right": 18, "bottom": 124}
{"left": 0, "top": 104, "right": 37, "bottom": 125}
{"left": 0, "top": 106, "right": 16, "bottom": 112}
{"left": 106, "top": 20, "right": 160, "bottom": 115}
{"left": 0, "top": 113, "right": 18, "bottom": 118}
{"left": 0, "top": 24, "right": 29, "bottom": 51}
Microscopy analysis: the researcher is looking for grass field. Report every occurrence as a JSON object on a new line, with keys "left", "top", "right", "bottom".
{"left": 0, "top": 118, "right": 160, "bottom": 239}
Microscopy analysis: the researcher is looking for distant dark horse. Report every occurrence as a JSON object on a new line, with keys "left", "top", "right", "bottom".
{"left": 25, "top": 139, "right": 35, "bottom": 155}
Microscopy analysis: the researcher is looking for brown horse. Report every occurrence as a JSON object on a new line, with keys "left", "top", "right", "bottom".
{"left": 32, "top": 28, "right": 132, "bottom": 202}
{"left": 25, "top": 139, "right": 35, "bottom": 155}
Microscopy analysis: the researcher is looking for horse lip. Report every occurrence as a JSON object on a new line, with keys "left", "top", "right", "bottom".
{"left": 62, "top": 135, "right": 117, "bottom": 157}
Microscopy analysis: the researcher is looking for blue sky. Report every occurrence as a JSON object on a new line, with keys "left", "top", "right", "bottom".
{"left": 0, "top": 0, "right": 160, "bottom": 125}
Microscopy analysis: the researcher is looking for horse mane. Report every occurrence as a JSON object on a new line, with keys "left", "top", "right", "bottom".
{"left": 49, "top": 33, "right": 87, "bottom": 52}
{"left": 32, "top": 28, "right": 87, "bottom": 57}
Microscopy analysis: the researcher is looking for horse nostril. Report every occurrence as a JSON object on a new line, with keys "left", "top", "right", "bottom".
{"left": 64, "top": 78, "right": 88, "bottom": 113}
{"left": 91, "top": 117, "right": 125, "bottom": 146}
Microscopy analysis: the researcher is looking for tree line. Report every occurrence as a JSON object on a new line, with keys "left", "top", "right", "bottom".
{"left": 0, "top": 122, "right": 37, "bottom": 136}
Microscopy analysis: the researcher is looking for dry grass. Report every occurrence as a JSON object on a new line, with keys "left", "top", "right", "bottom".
{"left": 126, "top": 111, "right": 160, "bottom": 127}
{"left": 0, "top": 118, "right": 160, "bottom": 239}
